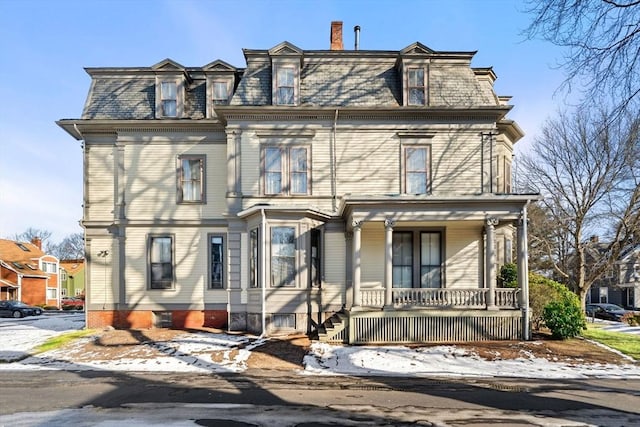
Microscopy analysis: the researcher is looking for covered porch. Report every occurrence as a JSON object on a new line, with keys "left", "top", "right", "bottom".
{"left": 326, "top": 194, "right": 535, "bottom": 344}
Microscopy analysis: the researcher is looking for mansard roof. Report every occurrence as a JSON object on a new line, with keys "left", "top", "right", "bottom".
{"left": 77, "top": 40, "right": 507, "bottom": 119}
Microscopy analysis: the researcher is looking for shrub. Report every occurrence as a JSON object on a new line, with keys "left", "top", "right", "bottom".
{"left": 498, "top": 263, "right": 518, "bottom": 288}
{"left": 622, "top": 312, "right": 640, "bottom": 326}
{"left": 529, "top": 273, "right": 586, "bottom": 338}
{"left": 529, "top": 273, "right": 564, "bottom": 330}
{"left": 543, "top": 298, "right": 586, "bottom": 339}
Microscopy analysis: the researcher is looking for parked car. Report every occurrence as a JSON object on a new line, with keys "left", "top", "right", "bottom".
{"left": 61, "top": 297, "right": 84, "bottom": 311}
{"left": 0, "top": 300, "right": 43, "bottom": 318}
{"left": 585, "top": 303, "right": 630, "bottom": 321}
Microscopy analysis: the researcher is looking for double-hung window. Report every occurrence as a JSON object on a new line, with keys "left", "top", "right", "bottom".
{"left": 404, "top": 146, "right": 430, "bottom": 194}
{"left": 408, "top": 68, "right": 426, "bottom": 105}
{"left": 275, "top": 67, "right": 295, "bottom": 105}
{"left": 264, "top": 146, "right": 309, "bottom": 195}
{"left": 271, "top": 226, "right": 296, "bottom": 287}
{"left": 212, "top": 81, "right": 229, "bottom": 105}
{"left": 178, "top": 155, "right": 205, "bottom": 203}
{"left": 160, "top": 81, "right": 177, "bottom": 117}
{"left": 209, "top": 235, "right": 225, "bottom": 289}
{"left": 149, "top": 236, "right": 173, "bottom": 289}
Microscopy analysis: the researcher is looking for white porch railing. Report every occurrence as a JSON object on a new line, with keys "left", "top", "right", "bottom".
{"left": 359, "top": 288, "right": 520, "bottom": 309}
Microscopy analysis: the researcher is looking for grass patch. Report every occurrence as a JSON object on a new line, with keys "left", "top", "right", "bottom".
{"left": 581, "top": 325, "right": 640, "bottom": 361}
{"left": 33, "top": 329, "right": 96, "bottom": 354}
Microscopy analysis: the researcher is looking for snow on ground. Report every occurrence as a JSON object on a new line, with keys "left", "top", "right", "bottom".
{"left": 1, "top": 313, "right": 640, "bottom": 378}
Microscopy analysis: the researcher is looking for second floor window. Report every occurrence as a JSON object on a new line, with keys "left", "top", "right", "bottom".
{"left": 408, "top": 68, "right": 426, "bottom": 105}
{"left": 160, "top": 81, "right": 177, "bottom": 117}
{"left": 178, "top": 156, "right": 204, "bottom": 203}
{"left": 275, "top": 67, "right": 295, "bottom": 105}
{"left": 404, "top": 146, "right": 430, "bottom": 194}
{"left": 264, "top": 146, "right": 309, "bottom": 195}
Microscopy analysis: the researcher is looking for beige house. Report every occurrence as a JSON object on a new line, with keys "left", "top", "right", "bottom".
{"left": 58, "top": 22, "right": 538, "bottom": 343}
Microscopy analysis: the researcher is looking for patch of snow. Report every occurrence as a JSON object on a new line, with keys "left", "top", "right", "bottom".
{"left": 2, "top": 313, "right": 640, "bottom": 379}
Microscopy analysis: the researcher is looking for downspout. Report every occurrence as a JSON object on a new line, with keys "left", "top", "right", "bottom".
{"left": 522, "top": 203, "right": 530, "bottom": 340}
{"left": 74, "top": 122, "right": 88, "bottom": 326}
{"left": 260, "top": 208, "right": 267, "bottom": 337}
{"left": 331, "top": 109, "right": 338, "bottom": 212}
{"left": 479, "top": 132, "right": 484, "bottom": 193}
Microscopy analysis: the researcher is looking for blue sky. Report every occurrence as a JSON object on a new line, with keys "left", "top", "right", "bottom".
{"left": 0, "top": 0, "right": 568, "bottom": 243}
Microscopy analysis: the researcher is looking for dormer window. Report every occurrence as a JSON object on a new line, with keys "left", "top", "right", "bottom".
{"left": 408, "top": 68, "right": 426, "bottom": 105}
{"left": 152, "top": 59, "right": 186, "bottom": 119}
{"left": 212, "top": 81, "right": 229, "bottom": 105}
{"left": 275, "top": 66, "right": 295, "bottom": 105}
{"left": 160, "top": 81, "right": 177, "bottom": 117}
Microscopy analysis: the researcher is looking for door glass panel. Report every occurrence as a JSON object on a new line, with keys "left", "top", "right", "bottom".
{"left": 420, "top": 232, "right": 441, "bottom": 288}
{"left": 392, "top": 232, "right": 413, "bottom": 288}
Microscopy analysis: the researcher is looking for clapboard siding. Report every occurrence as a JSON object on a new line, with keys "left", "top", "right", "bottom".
{"left": 124, "top": 227, "right": 227, "bottom": 305}
{"left": 88, "top": 239, "right": 116, "bottom": 305}
{"left": 86, "top": 145, "right": 115, "bottom": 221}
{"left": 446, "top": 223, "right": 483, "bottom": 288}
{"left": 125, "top": 142, "right": 227, "bottom": 220}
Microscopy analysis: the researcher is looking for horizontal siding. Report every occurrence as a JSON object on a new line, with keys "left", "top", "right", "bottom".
{"left": 446, "top": 223, "right": 482, "bottom": 288}
{"left": 323, "top": 230, "right": 345, "bottom": 285}
{"left": 336, "top": 130, "right": 398, "bottom": 196}
{"left": 88, "top": 239, "right": 116, "bottom": 305}
{"left": 361, "top": 226, "right": 384, "bottom": 286}
{"left": 124, "top": 227, "right": 227, "bottom": 306}
{"left": 239, "top": 124, "right": 487, "bottom": 201}
{"left": 86, "top": 145, "right": 114, "bottom": 221}
{"left": 125, "top": 143, "right": 227, "bottom": 220}
{"left": 431, "top": 131, "right": 482, "bottom": 196}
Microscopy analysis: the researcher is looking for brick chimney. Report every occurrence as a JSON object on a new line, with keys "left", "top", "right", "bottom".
{"left": 330, "top": 21, "right": 343, "bottom": 50}
{"left": 31, "top": 237, "right": 42, "bottom": 250}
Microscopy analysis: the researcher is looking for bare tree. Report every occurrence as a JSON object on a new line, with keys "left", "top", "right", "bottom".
{"left": 521, "top": 107, "right": 640, "bottom": 307}
{"left": 523, "top": 0, "right": 640, "bottom": 114}
{"left": 47, "top": 233, "right": 85, "bottom": 261}
{"left": 12, "top": 228, "right": 52, "bottom": 247}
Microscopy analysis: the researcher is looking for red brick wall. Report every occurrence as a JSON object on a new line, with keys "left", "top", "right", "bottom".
{"left": 87, "top": 309, "right": 228, "bottom": 329}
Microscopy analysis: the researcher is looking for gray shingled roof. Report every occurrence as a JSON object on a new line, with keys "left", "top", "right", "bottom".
{"left": 82, "top": 46, "right": 502, "bottom": 119}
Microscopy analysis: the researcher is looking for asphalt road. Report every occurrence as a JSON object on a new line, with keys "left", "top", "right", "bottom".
{"left": 1, "top": 370, "right": 639, "bottom": 426}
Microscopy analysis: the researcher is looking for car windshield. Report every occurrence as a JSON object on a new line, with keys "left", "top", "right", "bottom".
{"left": 602, "top": 304, "right": 624, "bottom": 311}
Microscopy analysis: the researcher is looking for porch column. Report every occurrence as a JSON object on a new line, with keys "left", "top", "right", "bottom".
{"left": 517, "top": 206, "right": 531, "bottom": 339}
{"left": 384, "top": 219, "right": 395, "bottom": 309}
{"left": 485, "top": 217, "right": 498, "bottom": 310}
{"left": 352, "top": 220, "right": 362, "bottom": 308}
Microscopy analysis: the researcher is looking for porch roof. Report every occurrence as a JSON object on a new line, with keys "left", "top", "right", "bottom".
{"left": 339, "top": 193, "right": 540, "bottom": 227}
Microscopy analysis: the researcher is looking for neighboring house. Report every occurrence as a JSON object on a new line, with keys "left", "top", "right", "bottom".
{"left": 0, "top": 238, "right": 60, "bottom": 307}
{"left": 60, "top": 259, "right": 85, "bottom": 298}
{"left": 588, "top": 243, "right": 640, "bottom": 309}
{"left": 57, "top": 22, "right": 538, "bottom": 342}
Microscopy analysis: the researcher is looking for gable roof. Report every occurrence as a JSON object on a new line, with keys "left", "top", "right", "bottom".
{"left": 60, "top": 260, "right": 85, "bottom": 275}
{"left": 0, "top": 238, "right": 53, "bottom": 277}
